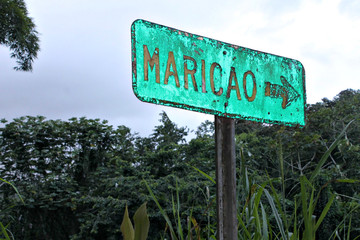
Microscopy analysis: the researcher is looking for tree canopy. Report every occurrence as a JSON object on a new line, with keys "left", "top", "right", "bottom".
{"left": 0, "top": 0, "right": 40, "bottom": 71}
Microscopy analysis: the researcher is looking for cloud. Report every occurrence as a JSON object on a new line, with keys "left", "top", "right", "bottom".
{"left": 339, "top": 0, "right": 360, "bottom": 19}
{"left": 1, "top": 0, "right": 359, "bottom": 136}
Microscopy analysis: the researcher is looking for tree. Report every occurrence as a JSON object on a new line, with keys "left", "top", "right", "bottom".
{"left": 134, "top": 111, "right": 189, "bottom": 178}
{"left": 0, "top": 116, "right": 136, "bottom": 239}
{"left": 0, "top": 0, "right": 40, "bottom": 71}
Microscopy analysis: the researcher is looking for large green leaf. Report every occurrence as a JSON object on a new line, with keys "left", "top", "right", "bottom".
{"left": 134, "top": 202, "right": 150, "bottom": 240}
{"left": 314, "top": 194, "right": 335, "bottom": 231}
{"left": 263, "top": 188, "right": 287, "bottom": 240}
{"left": 120, "top": 205, "right": 135, "bottom": 240}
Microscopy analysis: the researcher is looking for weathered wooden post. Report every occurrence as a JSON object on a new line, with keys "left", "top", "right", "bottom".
{"left": 215, "top": 116, "right": 237, "bottom": 239}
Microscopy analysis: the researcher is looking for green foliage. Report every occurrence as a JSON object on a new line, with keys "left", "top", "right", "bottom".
{"left": 120, "top": 205, "right": 134, "bottom": 240}
{"left": 0, "top": 178, "right": 24, "bottom": 240}
{"left": 145, "top": 178, "right": 215, "bottom": 240}
{"left": 1, "top": 222, "right": 11, "bottom": 240}
{"left": 120, "top": 203, "right": 149, "bottom": 240}
{"left": 0, "top": 0, "right": 40, "bottom": 71}
{"left": 0, "top": 178, "right": 24, "bottom": 205}
{"left": 0, "top": 89, "right": 359, "bottom": 239}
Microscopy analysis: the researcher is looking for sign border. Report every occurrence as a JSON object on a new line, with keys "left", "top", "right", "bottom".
{"left": 131, "top": 19, "right": 307, "bottom": 127}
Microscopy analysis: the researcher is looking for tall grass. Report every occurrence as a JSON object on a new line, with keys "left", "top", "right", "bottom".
{"left": 329, "top": 199, "right": 360, "bottom": 240}
{"left": 0, "top": 178, "right": 25, "bottom": 240}
{"left": 143, "top": 120, "right": 359, "bottom": 239}
{"left": 144, "top": 178, "right": 211, "bottom": 240}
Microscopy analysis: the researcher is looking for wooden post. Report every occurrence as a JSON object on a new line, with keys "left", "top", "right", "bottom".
{"left": 215, "top": 115, "right": 237, "bottom": 240}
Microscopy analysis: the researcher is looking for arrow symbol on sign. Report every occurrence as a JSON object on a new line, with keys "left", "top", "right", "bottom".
{"left": 265, "top": 76, "right": 300, "bottom": 109}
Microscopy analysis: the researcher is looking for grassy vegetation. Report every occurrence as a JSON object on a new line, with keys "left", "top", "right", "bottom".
{"left": 1, "top": 89, "right": 360, "bottom": 239}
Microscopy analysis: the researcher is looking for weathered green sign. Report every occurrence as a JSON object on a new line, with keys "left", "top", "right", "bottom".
{"left": 131, "top": 19, "right": 306, "bottom": 126}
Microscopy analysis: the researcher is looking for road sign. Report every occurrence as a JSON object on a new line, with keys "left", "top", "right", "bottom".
{"left": 131, "top": 19, "right": 306, "bottom": 126}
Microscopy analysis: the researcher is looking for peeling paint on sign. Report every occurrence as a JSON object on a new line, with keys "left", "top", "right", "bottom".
{"left": 131, "top": 19, "right": 306, "bottom": 127}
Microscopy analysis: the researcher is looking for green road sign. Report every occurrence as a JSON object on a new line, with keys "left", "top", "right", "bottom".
{"left": 131, "top": 19, "right": 306, "bottom": 126}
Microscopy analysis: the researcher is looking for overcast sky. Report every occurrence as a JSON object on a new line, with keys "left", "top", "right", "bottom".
{"left": 1, "top": 0, "right": 359, "bottom": 137}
